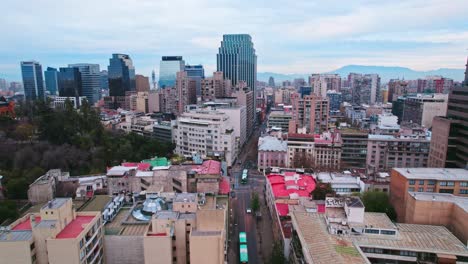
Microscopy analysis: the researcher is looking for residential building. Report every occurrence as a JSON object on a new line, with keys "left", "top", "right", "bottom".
{"left": 388, "top": 79, "right": 408, "bottom": 102}
{"left": 349, "top": 73, "right": 380, "bottom": 105}
{"left": 366, "top": 134, "right": 430, "bottom": 176}
{"left": 326, "top": 90, "right": 342, "bottom": 111}
{"left": 217, "top": 34, "right": 257, "bottom": 117}
{"left": 267, "top": 111, "right": 292, "bottom": 132}
{"left": 402, "top": 94, "right": 448, "bottom": 128}
{"left": 216, "top": 106, "right": 247, "bottom": 147}
{"left": 136, "top": 74, "right": 150, "bottom": 92}
{"left": 159, "top": 56, "right": 184, "bottom": 88}
{"left": 153, "top": 121, "right": 174, "bottom": 143}
{"left": 173, "top": 109, "right": 237, "bottom": 166}
{"left": 21, "top": 61, "right": 45, "bottom": 101}
{"left": 339, "top": 128, "right": 368, "bottom": 169}
{"left": 57, "top": 67, "right": 82, "bottom": 99}
{"left": 258, "top": 136, "right": 288, "bottom": 171}
{"left": 232, "top": 86, "right": 254, "bottom": 137}
{"left": 69, "top": 63, "right": 101, "bottom": 105}
{"left": 175, "top": 71, "right": 197, "bottom": 116}
{"left": 390, "top": 168, "right": 468, "bottom": 222}
{"left": 290, "top": 93, "right": 329, "bottom": 133}
{"left": 201, "top": 71, "right": 232, "bottom": 102}
{"left": 289, "top": 197, "right": 468, "bottom": 264}
{"left": 425, "top": 75, "right": 454, "bottom": 93}
{"left": 185, "top": 65, "right": 205, "bottom": 96}
{"left": 274, "top": 88, "right": 297, "bottom": 105}
{"left": 0, "top": 198, "right": 103, "bottom": 264}
{"left": 44, "top": 67, "right": 58, "bottom": 95}
{"left": 428, "top": 86, "right": 468, "bottom": 168}
{"left": 309, "top": 74, "right": 341, "bottom": 94}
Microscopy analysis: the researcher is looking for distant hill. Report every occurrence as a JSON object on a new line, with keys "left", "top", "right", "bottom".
{"left": 258, "top": 65, "right": 465, "bottom": 83}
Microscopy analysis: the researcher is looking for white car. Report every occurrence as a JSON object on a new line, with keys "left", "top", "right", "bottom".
{"left": 246, "top": 208, "right": 252, "bottom": 214}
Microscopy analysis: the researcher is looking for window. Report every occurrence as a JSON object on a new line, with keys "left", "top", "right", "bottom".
{"left": 419, "top": 180, "right": 425, "bottom": 185}
{"left": 439, "top": 181, "right": 447, "bottom": 186}
{"left": 418, "top": 187, "right": 423, "bottom": 192}
{"left": 460, "top": 189, "right": 468, "bottom": 195}
{"left": 408, "top": 187, "right": 415, "bottom": 192}
{"left": 426, "top": 188, "right": 434, "bottom": 192}
{"left": 447, "top": 181, "right": 454, "bottom": 187}
{"left": 365, "top": 229, "right": 379, "bottom": 234}
{"left": 428, "top": 180, "right": 436, "bottom": 185}
{"left": 380, "top": 230, "right": 396, "bottom": 235}
{"left": 439, "top": 189, "right": 454, "bottom": 194}
{"left": 460, "top": 182, "right": 468, "bottom": 187}
{"left": 409, "top": 180, "right": 415, "bottom": 185}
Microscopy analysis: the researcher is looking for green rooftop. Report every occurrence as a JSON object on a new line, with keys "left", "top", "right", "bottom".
{"left": 142, "top": 157, "right": 170, "bottom": 167}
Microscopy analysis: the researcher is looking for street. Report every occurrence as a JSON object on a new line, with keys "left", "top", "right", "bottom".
{"left": 228, "top": 120, "right": 273, "bottom": 264}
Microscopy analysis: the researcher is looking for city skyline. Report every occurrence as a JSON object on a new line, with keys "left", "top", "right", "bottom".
{"left": 1, "top": 0, "right": 468, "bottom": 81}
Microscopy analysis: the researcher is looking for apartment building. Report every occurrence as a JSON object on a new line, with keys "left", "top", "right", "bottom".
{"left": 173, "top": 109, "right": 237, "bottom": 166}
{"left": 401, "top": 94, "right": 448, "bottom": 128}
{"left": 290, "top": 93, "right": 329, "bottom": 133}
{"left": 390, "top": 168, "right": 468, "bottom": 222}
{"left": 232, "top": 86, "right": 255, "bottom": 137}
{"left": 0, "top": 198, "right": 103, "bottom": 264}
{"left": 200, "top": 71, "right": 232, "bottom": 102}
{"left": 267, "top": 111, "right": 292, "bottom": 132}
{"left": 366, "top": 134, "right": 430, "bottom": 176}
{"left": 339, "top": 128, "right": 368, "bottom": 170}
{"left": 175, "top": 71, "right": 197, "bottom": 116}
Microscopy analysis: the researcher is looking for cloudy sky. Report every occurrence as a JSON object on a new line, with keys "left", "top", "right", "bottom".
{"left": 1, "top": 0, "right": 468, "bottom": 81}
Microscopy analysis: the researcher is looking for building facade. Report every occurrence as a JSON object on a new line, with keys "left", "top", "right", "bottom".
{"left": 69, "top": 63, "right": 101, "bottom": 105}
{"left": 136, "top": 74, "right": 150, "bottom": 92}
{"left": 401, "top": 94, "right": 448, "bottom": 128}
{"left": 201, "top": 71, "right": 232, "bottom": 102}
{"left": 339, "top": 128, "right": 369, "bottom": 169}
{"left": 175, "top": 71, "right": 197, "bottom": 116}
{"left": 185, "top": 65, "right": 205, "bottom": 97}
{"left": 159, "top": 56, "right": 185, "bottom": 88}
{"left": 258, "top": 136, "right": 288, "bottom": 171}
{"left": 21, "top": 61, "right": 45, "bottom": 101}
{"left": 108, "top": 53, "right": 136, "bottom": 97}
{"left": 44, "top": 67, "right": 58, "bottom": 95}
{"left": 57, "top": 67, "right": 82, "bottom": 99}
{"left": 290, "top": 93, "right": 329, "bottom": 134}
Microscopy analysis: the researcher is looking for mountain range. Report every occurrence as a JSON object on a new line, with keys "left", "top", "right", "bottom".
{"left": 258, "top": 65, "right": 465, "bottom": 83}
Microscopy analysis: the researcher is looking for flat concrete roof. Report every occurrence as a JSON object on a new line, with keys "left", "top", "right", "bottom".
{"left": 41, "top": 198, "right": 69, "bottom": 210}
{"left": 408, "top": 192, "right": 468, "bottom": 212}
{"left": 393, "top": 168, "right": 468, "bottom": 181}
{"left": 0, "top": 230, "right": 33, "bottom": 241}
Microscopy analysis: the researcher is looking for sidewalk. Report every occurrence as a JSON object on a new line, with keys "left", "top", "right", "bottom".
{"left": 255, "top": 184, "right": 274, "bottom": 263}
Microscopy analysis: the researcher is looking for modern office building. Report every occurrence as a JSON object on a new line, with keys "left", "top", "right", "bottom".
{"left": 44, "top": 67, "right": 58, "bottom": 95}
{"left": 57, "top": 67, "right": 82, "bottom": 99}
{"left": 299, "top": 86, "right": 312, "bottom": 98}
{"left": 185, "top": 65, "right": 205, "bottom": 96}
{"left": 21, "top": 61, "right": 45, "bottom": 101}
{"left": 100, "top": 70, "right": 108, "bottom": 90}
{"left": 0, "top": 198, "right": 103, "bottom": 264}
{"left": 108, "top": 53, "right": 136, "bottom": 97}
{"left": 69, "top": 63, "right": 101, "bottom": 105}
{"left": 268, "top": 76, "right": 275, "bottom": 87}
{"left": 428, "top": 86, "right": 468, "bottom": 168}
{"left": 290, "top": 93, "right": 329, "bottom": 133}
{"left": 173, "top": 109, "right": 237, "bottom": 166}
{"left": 401, "top": 94, "right": 448, "bottom": 128}
{"left": 390, "top": 168, "right": 468, "bottom": 222}
{"left": 201, "top": 71, "right": 232, "bottom": 102}
{"left": 339, "top": 128, "right": 369, "bottom": 169}
{"left": 217, "top": 34, "right": 257, "bottom": 117}
{"left": 159, "top": 56, "right": 185, "bottom": 88}
{"left": 136, "top": 74, "right": 150, "bottom": 92}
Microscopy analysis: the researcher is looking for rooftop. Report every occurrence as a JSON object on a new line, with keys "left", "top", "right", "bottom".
{"left": 393, "top": 168, "right": 468, "bottom": 181}
{"left": 41, "top": 198, "right": 69, "bottom": 210}
{"left": 12, "top": 216, "right": 42, "bottom": 231}
{"left": 218, "top": 176, "right": 231, "bottom": 195}
{"left": 174, "top": 193, "right": 197, "bottom": 203}
{"left": 79, "top": 195, "right": 113, "bottom": 212}
{"left": 192, "top": 160, "right": 221, "bottom": 175}
{"left": 267, "top": 173, "right": 316, "bottom": 198}
{"left": 258, "top": 136, "right": 287, "bottom": 152}
{"left": 142, "top": 157, "right": 170, "bottom": 168}
{"left": 0, "top": 230, "right": 33, "bottom": 241}
{"left": 56, "top": 215, "right": 95, "bottom": 239}
{"left": 408, "top": 192, "right": 468, "bottom": 212}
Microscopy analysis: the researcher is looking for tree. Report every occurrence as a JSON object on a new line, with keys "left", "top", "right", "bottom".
{"left": 361, "top": 191, "right": 397, "bottom": 221}
{"left": 0, "top": 201, "right": 18, "bottom": 224}
{"left": 13, "top": 123, "right": 35, "bottom": 142}
{"left": 251, "top": 193, "right": 260, "bottom": 213}
{"left": 292, "top": 151, "right": 314, "bottom": 168}
{"left": 269, "top": 241, "right": 285, "bottom": 264}
{"left": 311, "top": 182, "right": 335, "bottom": 200}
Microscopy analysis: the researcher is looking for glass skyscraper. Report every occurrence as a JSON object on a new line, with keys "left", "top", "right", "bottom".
{"left": 58, "top": 67, "right": 82, "bottom": 98}
{"left": 108, "top": 54, "right": 136, "bottom": 96}
{"left": 44, "top": 67, "right": 58, "bottom": 95}
{"left": 217, "top": 34, "right": 257, "bottom": 112}
{"left": 21, "top": 61, "right": 44, "bottom": 101}
{"left": 69, "top": 64, "right": 100, "bottom": 105}
{"left": 159, "top": 56, "right": 185, "bottom": 88}
{"left": 185, "top": 65, "right": 205, "bottom": 96}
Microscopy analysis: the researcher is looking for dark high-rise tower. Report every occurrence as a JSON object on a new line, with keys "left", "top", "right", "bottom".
{"left": 44, "top": 67, "right": 58, "bottom": 95}
{"left": 57, "top": 67, "right": 82, "bottom": 99}
{"left": 69, "top": 64, "right": 100, "bottom": 105}
{"left": 21, "top": 61, "right": 44, "bottom": 101}
{"left": 268, "top": 76, "right": 275, "bottom": 87}
{"left": 217, "top": 34, "right": 257, "bottom": 116}
{"left": 108, "top": 54, "right": 136, "bottom": 96}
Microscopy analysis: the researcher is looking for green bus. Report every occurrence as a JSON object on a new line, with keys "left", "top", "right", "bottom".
{"left": 239, "top": 244, "right": 248, "bottom": 263}
{"left": 241, "top": 169, "right": 248, "bottom": 184}
{"left": 239, "top": 232, "right": 247, "bottom": 244}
